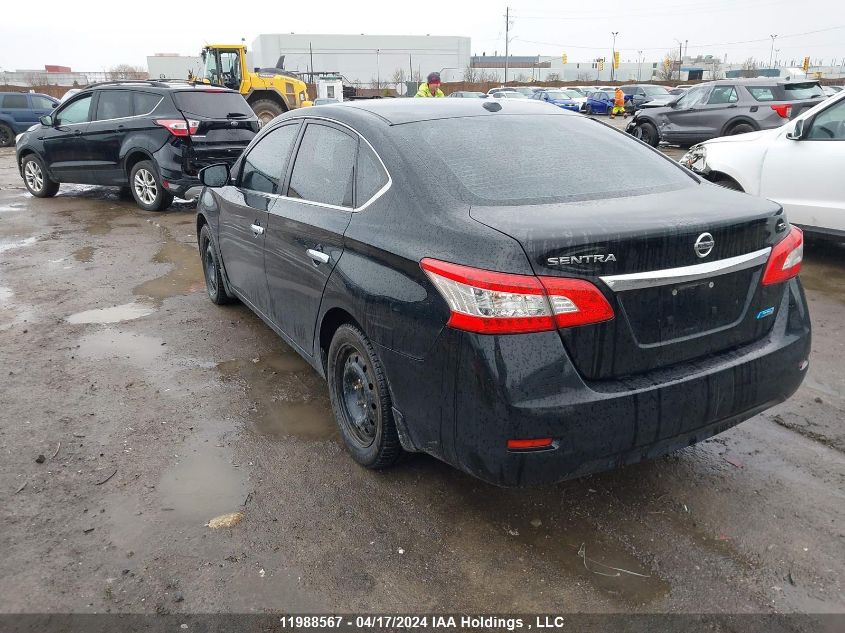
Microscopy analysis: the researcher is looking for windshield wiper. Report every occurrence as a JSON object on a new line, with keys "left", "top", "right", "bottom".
{"left": 226, "top": 112, "right": 248, "bottom": 118}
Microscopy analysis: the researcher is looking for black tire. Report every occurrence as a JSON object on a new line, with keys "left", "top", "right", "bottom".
{"left": 712, "top": 175, "right": 744, "bottom": 192}
{"left": 585, "top": 104, "right": 593, "bottom": 115}
{"left": 728, "top": 122, "right": 755, "bottom": 136}
{"left": 21, "top": 154, "right": 59, "bottom": 198}
{"left": 250, "top": 99, "right": 285, "bottom": 127}
{"left": 638, "top": 121, "right": 660, "bottom": 147}
{"left": 129, "top": 160, "right": 173, "bottom": 212}
{"left": 327, "top": 324, "right": 402, "bottom": 469}
{"left": 0, "top": 123, "right": 14, "bottom": 148}
{"left": 199, "top": 224, "right": 235, "bottom": 305}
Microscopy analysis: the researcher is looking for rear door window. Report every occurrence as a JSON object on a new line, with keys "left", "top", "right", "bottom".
{"left": 173, "top": 91, "right": 253, "bottom": 118}
{"left": 2, "top": 94, "right": 28, "bottom": 108}
{"left": 287, "top": 123, "right": 357, "bottom": 207}
{"left": 55, "top": 95, "right": 93, "bottom": 125}
{"left": 94, "top": 90, "right": 134, "bottom": 120}
{"left": 239, "top": 123, "right": 300, "bottom": 194}
{"left": 783, "top": 82, "right": 824, "bottom": 100}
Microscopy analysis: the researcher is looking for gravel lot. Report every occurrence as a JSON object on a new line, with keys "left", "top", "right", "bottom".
{"left": 0, "top": 133, "right": 843, "bottom": 624}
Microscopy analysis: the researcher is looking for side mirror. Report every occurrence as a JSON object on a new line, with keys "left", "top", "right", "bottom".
{"left": 199, "top": 163, "right": 230, "bottom": 188}
{"left": 786, "top": 118, "right": 806, "bottom": 141}
{"left": 39, "top": 115, "right": 53, "bottom": 126}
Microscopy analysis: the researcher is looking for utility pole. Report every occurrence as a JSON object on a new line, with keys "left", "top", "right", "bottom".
{"left": 376, "top": 48, "right": 380, "bottom": 90}
{"left": 504, "top": 6, "right": 510, "bottom": 84}
{"left": 637, "top": 50, "right": 643, "bottom": 81}
{"left": 769, "top": 34, "right": 778, "bottom": 69}
{"left": 678, "top": 41, "right": 683, "bottom": 81}
{"left": 611, "top": 31, "right": 618, "bottom": 81}
{"left": 309, "top": 42, "right": 314, "bottom": 80}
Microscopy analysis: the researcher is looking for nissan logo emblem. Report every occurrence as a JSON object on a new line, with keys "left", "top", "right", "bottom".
{"left": 694, "top": 232, "right": 715, "bottom": 258}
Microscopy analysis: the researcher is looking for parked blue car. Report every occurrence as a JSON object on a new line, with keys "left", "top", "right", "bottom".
{"left": 0, "top": 92, "right": 58, "bottom": 146}
{"left": 532, "top": 89, "right": 581, "bottom": 112}
{"left": 584, "top": 90, "right": 631, "bottom": 115}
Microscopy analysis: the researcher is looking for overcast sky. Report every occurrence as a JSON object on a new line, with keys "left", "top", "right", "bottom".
{"left": 2, "top": 0, "right": 843, "bottom": 71}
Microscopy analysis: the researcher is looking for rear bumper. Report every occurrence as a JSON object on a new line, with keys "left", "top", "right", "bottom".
{"left": 153, "top": 141, "right": 246, "bottom": 197}
{"left": 448, "top": 277, "right": 810, "bottom": 487}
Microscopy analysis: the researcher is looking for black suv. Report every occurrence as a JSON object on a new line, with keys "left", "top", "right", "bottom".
{"left": 15, "top": 81, "right": 259, "bottom": 211}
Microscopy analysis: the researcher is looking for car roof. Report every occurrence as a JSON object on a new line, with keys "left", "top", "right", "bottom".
{"left": 291, "top": 98, "right": 568, "bottom": 126}
{"left": 80, "top": 81, "right": 239, "bottom": 94}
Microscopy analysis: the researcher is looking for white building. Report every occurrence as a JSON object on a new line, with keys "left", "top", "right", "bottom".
{"left": 147, "top": 54, "right": 203, "bottom": 81}
{"left": 250, "top": 33, "right": 471, "bottom": 87}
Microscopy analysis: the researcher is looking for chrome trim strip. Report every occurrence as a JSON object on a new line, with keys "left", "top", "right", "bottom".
{"left": 600, "top": 247, "right": 771, "bottom": 291}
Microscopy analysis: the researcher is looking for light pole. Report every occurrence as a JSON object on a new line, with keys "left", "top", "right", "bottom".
{"left": 611, "top": 31, "right": 619, "bottom": 81}
{"left": 674, "top": 38, "right": 684, "bottom": 82}
{"left": 637, "top": 50, "right": 643, "bottom": 81}
{"left": 769, "top": 34, "right": 778, "bottom": 69}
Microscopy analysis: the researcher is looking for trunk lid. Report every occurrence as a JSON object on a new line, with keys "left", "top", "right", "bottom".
{"left": 173, "top": 90, "right": 259, "bottom": 175}
{"left": 470, "top": 187, "right": 789, "bottom": 380}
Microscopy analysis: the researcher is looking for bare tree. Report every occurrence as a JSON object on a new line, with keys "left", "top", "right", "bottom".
{"left": 741, "top": 57, "right": 757, "bottom": 70}
{"left": 656, "top": 50, "right": 679, "bottom": 81}
{"left": 577, "top": 71, "right": 593, "bottom": 81}
{"left": 545, "top": 72, "right": 561, "bottom": 82}
{"left": 390, "top": 68, "right": 406, "bottom": 85}
{"left": 462, "top": 64, "right": 478, "bottom": 82}
{"left": 108, "top": 64, "right": 147, "bottom": 80}
{"left": 515, "top": 72, "right": 529, "bottom": 82}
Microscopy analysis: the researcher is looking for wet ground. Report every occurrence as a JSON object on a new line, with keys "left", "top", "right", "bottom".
{"left": 0, "top": 146, "right": 843, "bottom": 621}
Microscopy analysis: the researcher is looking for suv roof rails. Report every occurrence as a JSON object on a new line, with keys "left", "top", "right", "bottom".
{"left": 81, "top": 79, "right": 203, "bottom": 90}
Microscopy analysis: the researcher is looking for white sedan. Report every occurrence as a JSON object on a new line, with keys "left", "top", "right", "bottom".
{"left": 680, "top": 90, "right": 845, "bottom": 238}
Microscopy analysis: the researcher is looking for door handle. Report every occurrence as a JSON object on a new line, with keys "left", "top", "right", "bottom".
{"left": 250, "top": 223, "right": 264, "bottom": 237}
{"left": 306, "top": 248, "right": 330, "bottom": 265}
{"left": 74, "top": 129, "right": 82, "bottom": 135}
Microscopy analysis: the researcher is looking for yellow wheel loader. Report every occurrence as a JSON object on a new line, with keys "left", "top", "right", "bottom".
{"left": 199, "top": 44, "right": 312, "bottom": 125}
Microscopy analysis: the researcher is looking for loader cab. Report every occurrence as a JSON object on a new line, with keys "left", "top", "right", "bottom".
{"left": 201, "top": 47, "right": 244, "bottom": 92}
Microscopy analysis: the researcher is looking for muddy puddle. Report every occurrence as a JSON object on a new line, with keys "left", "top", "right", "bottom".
{"left": 132, "top": 226, "right": 204, "bottom": 304}
{"left": 76, "top": 329, "right": 164, "bottom": 366}
{"left": 156, "top": 432, "right": 249, "bottom": 528}
{"left": 0, "top": 236, "right": 37, "bottom": 254}
{"left": 802, "top": 241, "right": 845, "bottom": 304}
{"left": 437, "top": 481, "right": 671, "bottom": 606}
{"left": 72, "top": 246, "right": 96, "bottom": 262}
{"left": 218, "top": 351, "right": 337, "bottom": 440}
{"left": 66, "top": 301, "right": 155, "bottom": 325}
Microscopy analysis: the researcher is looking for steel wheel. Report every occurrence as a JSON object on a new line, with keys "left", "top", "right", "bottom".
{"left": 24, "top": 160, "right": 44, "bottom": 193}
{"left": 133, "top": 168, "right": 158, "bottom": 205}
{"left": 338, "top": 346, "right": 378, "bottom": 447}
{"left": 204, "top": 244, "right": 218, "bottom": 297}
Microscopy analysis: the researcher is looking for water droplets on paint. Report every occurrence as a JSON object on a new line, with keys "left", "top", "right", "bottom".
{"left": 66, "top": 302, "right": 155, "bottom": 325}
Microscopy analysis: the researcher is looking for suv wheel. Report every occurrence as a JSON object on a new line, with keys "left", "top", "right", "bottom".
{"left": 199, "top": 224, "right": 235, "bottom": 305}
{"left": 327, "top": 324, "right": 403, "bottom": 469}
{"left": 728, "top": 122, "right": 755, "bottom": 136}
{"left": 21, "top": 155, "right": 59, "bottom": 198}
{"left": 0, "top": 123, "right": 15, "bottom": 148}
{"left": 130, "top": 160, "right": 173, "bottom": 212}
{"left": 638, "top": 121, "right": 660, "bottom": 147}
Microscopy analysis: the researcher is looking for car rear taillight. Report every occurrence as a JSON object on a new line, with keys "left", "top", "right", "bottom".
{"left": 762, "top": 226, "right": 803, "bottom": 285}
{"left": 155, "top": 118, "right": 199, "bottom": 136}
{"left": 420, "top": 258, "right": 614, "bottom": 334}
{"left": 507, "top": 438, "right": 554, "bottom": 450}
{"left": 770, "top": 104, "right": 792, "bottom": 119}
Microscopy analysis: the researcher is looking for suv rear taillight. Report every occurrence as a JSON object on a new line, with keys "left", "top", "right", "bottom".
{"left": 762, "top": 226, "right": 803, "bottom": 285}
{"left": 155, "top": 118, "right": 199, "bottom": 136}
{"left": 420, "top": 258, "right": 614, "bottom": 334}
{"left": 771, "top": 104, "right": 792, "bottom": 119}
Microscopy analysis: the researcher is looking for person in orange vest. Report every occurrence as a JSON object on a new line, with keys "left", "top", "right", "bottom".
{"left": 610, "top": 87, "right": 628, "bottom": 119}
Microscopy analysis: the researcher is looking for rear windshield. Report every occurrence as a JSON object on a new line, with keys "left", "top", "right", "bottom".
{"left": 783, "top": 82, "right": 824, "bottom": 99}
{"left": 394, "top": 115, "right": 692, "bottom": 205}
{"left": 173, "top": 90, "right": 253, "bottom": 118}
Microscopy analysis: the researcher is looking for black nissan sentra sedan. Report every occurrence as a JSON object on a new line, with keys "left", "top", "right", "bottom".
{"left": 195, "top": 99, "right": 810, "bottom": 487}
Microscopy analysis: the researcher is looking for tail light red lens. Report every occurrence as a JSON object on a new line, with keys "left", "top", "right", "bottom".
{"left": 762, "top": 226, "right": 803, "bottom": 285}
{"left": 420, "top": 258, "right": 614, "bottom": 334}
{"left": 507, "top": 438, "right": 554, "bottom": 450}
{"left": 770, "top": 104, "right": 792, "bottom": 119}
{"left": 155, "top": 118, "right": 199, "bottom": 136}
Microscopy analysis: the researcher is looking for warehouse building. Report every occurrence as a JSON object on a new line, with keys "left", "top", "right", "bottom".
{"left": 250, "top": 33, "right": 471, "bottom": 88}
